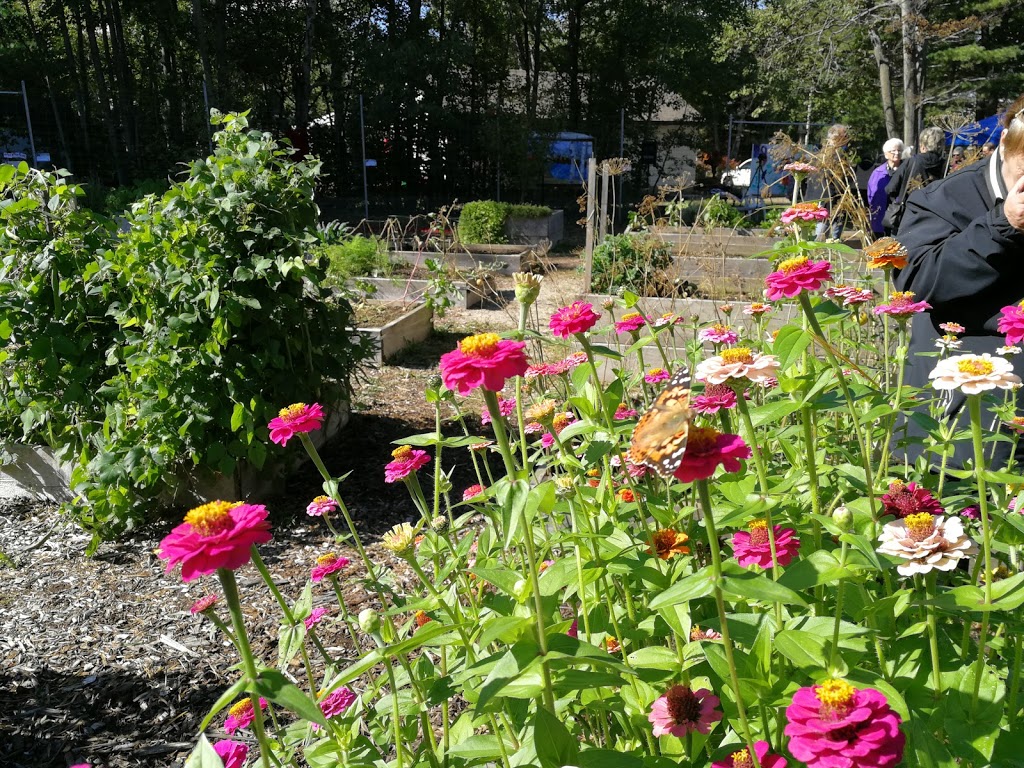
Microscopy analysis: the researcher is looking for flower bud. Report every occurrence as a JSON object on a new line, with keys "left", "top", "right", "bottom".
{"left": 513, "top": 272, "right": 543, "bottom": 307}
{"left": 832, "top": 505, "right": 853, "bottom": 531}
{"left": 430, "top": 515, "right": 448, "bottom": 532}
{"left": 358, "top": 608, "right": 381, "bottom": 634}
{"left": 554, "top": 476, "right": 576, "bottom": 499}
{"left": 512, "top": 578, "right": 530, "bottom": 603}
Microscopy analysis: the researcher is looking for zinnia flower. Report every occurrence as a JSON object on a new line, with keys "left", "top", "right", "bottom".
{"left": 556, "top": 351, "right": 588, "bottom": 372}
{"left": 159, "top": 501, "right": 272, "bottom": 582}
{"left": 320, "top": 686, "right": 357, "bottom": 718}
{"left": 732, "top": 520, "right": 800, "bottom": 569}
{"left": 615, "top": 404, "right": 638, "bottom": 420}
{"left": 784, "top": 161, "right": 818, "bottom": 175}
{"left": 693, "top": 383, "right": 739, "bottom": 415}
{"left": 929, "top": 353, "right": 1022, "bottom": 394}
{"left": 615, "top": 312, "right": 648, "bottom": 334}
{"left": 224, "top": 697, "right": 268, "bottom": 734}
{"left": 765, "top": 256, "right": 832, "bottom": 300}
{"left": 823, "top": 285, "right": 873, "bottom": 307}
{"left": 648, "top": 528, "right": 690, "bottom": 559}
{"left": 690, "top": 626, "right": 723, "bottom": 641}
{"left": 648, "top": 684, "right": 722, "bottom": 738}
{"left": 880, "top": 480, "right": 944, "bottom": 519}
{"left": 695, "top": 348, "right": 780, "bottom": 386}
{"left": 959, "top": 505, "right": 980, "bottom": 520}
{"left": 939, "top": 321, "right": 965, "bottom": 335}
{"left": 785, "top": 679, "right": 904, "bottom": 768}
{"left": 480, "top": 396, "right": 516, "bottom": 425}
{"left": 567, "top": 619, "right": 578, "bottom": 638}
{"left": 311, "top": 552, "right": 350, "bottom": 582}
{"left": 645, "top": 367, "right": 670, "bottom": 384}
{"left": 268, "top": 402, "right": 324, "bottom": 446}
{"left": 549, "top": 301, "right": 601, "bottom": 337}
{"left": 780, "top": 202, "right": 829, "bottom": 223}
{"left": 652, "top": 313, "right": 681, "bottom": 328}
{"left": 618, "top": 488, "right": 636, "bottom": 503}
{"left": 524, "top": 399, "right": 556, "bottom": 424}
{"left": 1009, "top": 416, "right": 1024, "bottom": 434}
{"left": 874, "top": 290, "right": 930, "bottom": 319}
{"left": 864, "top": 237, "right": 909, "bottom": 270}
{"left": 190, "top": 595, "right": 219, "bottom": 614}
{"left": 306, "top": 495, "right": 337, "bottom": 517}
{"left": 384, "top": 445, "right": 431, "bottom": 483}
{"left": 998, "top": 345, "right": 1022, "bottom": 356}
{"left": 462, "top": 483, "right": 486, "bottom": 501}
{"left": 712, "top": 741, "right": 788, "bottom": 768}
{"left": 439, "top": 333, "right": 529, "bottom": 395}
{"left": 213, "top": 740, "right": 249, "bottom": 768}
{"left": 877, "top": 513, "right": 976, "bottom": 576}
{"left": 935, "top": 335, "right": 962, "bottom": 351}
{"left": 744, "top": 302, "right": 772, "bottom": 317}
{"left": 673, "top": 427, "right": 751, "bottom": 483}
{"left": 698, "top": 324, "right": 739, "bottom": 345}
{"left": 381, "top": 522, "right": 417, "bottom": 556}
{"left": 999, "top": 301, "right": 1024, "bottom": 346}
{"left": 305, "top": 606, "right": 329, "bottom": 629}
{"left": 605, "top": 636, "right": 621, "bottom": 654}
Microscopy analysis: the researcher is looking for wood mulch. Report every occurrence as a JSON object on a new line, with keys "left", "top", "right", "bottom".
{"left": 0, "top": 257, "right": 586, "bottom": 768}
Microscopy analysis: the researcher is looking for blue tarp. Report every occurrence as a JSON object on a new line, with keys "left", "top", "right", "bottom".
{"left": 946, "top": 114, "right": 1002, "bottom": 147}
{"left": 546, "top": 132, "right": 593, "bottom": 184}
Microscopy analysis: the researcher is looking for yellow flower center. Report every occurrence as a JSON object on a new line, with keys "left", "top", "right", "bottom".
{"left": 317, "top": 553, "right": 338, "bottom": 566}
{"left": 686, "top": 426, "right": 719, "bottom": 454}
{"left": 747, "top": 519, "right": 769, "bottom": 545}
{"left": 312, "top": 494, "right": 331, "bottom": 504}
{"left": 731, "top": 748, "right": 753, "bottom": 768}
{"left": 278, "top": 402, "right": 307, "bottom": 420}
{"left": 525, "top": 400, "right": 556, "bottom": 423}
{"left": 957, "top": 358, "right": 994, "bottom": 376}
{"left": 778, "top": 256, "right": 808, "bottom": 274}
{"left": 229, "top": 699, "right": 254, "bottom": 719}
{"left": 750, "top": 303, "right": 767, "bottom": 312}
{"left": 552, "top": 413, "right": 571, "bottom": 431}
{"left": 1013, "top": 417, "right": 1024, "bottom": 427}
{"left": 622, "top": 312, "right": 642, "bottom": 322}
{"left": 648, "top": 367, "right": 667, "bottom": 377}
{"left": 459, "top": 332, "right": 501, "bottom": 357}
{"left": 816, "top": 678, "right": 856, "bottom": 717}
{"left": 905, "top": 512, "right": 936, "bottom": 541}
{"left": 721, "top": 347, "right": 754, "bottom": 365}
{"left": 890, "top": 291, "right": 915, "bottom": 303}
{"left": 391, "top": 445, "right": 412, "bottom": 460}
{"left": 184, "top": 500, "right": 240, "bottom": 536}
{"left": 712, "top": 324, "right": 729, "bottom": 334}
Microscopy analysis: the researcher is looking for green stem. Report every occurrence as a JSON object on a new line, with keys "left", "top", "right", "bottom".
{"left": 968, "top": 394, "right": 993, "bottom": 714}
{"left": 925, "top": 572, "right": 943, "bottom": 699}
{"left": 482, "top": 389, "right": 519, "bottom": 478}
{"left": 799, "top": 406, "right": 824, "bottom": 557}
{"left": 829, "top": 539, "right": 849, "bottom": 671}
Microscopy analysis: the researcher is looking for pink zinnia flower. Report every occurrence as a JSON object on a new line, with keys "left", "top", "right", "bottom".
{"left": 874, "top": 290, "right": 931, "bottom": 319}
{"left": 780, "top": 203, "right": 829, "bottom": 224}
{"left": 690, "top": 626, "right": 723, "bottom": 641}
{"left": 549, "top": 301, "right": 601, "bottom": 337}
{"left": 462, "top": 483, "right": 486, "bottom": 501}
{"left": 540, "top": 433, "right": 556, "bottom": 449}
{"left": 213, "top": 741, "right": 249, "bottom": 768}
{"left": 765, "top": 256, "right": 832, "bottom": 300}
{"left": 306, "top": 495, "right": 338, "bottom": 517}
{"left": 673, "top": 427, "right": 751, "bottom": 483}
{"left": 695, "top": 348, "right": 780, "bottom": 386}
{"left": 744, "top": 302, "right": 772, "bottom": 317}
{"left": 648, "top": 684, "right": 722, "bottom": 737}
{"left": 959, "top": 505, "right": 980, "bottom": 520}
{"left": 692, "top": 383, "right": 738, "bottom": 415}
{"left": 784, "top": 679, "right": 905, "bottom": 768}
{"left": 525, "top": 362, "right": 558, "bottom": 378}
{"left": 698, "top": 324, "right": 740, "bottom": 345}
{"left": 824, "top": 285, "right": 874, "bottom": 307}
{"left": 557, "top": 351, "right": 588, "bottom": 372}
{"left": 311, "top": 552, "right": 350, "bottom": 582}
{"left": 305, "top": 606, "right": 329, "bottom": 629}
{"left": 567, "top": 619, "right": 578, "bottom": 638}
{"left": 625, "top": 461, "right": 651, "bottom": 479}
{"left": 999, "top": 301, "right": 1024, "bottom": 345}
{"left": 439, "top": 333, "right": 529, "bottom": 395}
{"left": 712, "top": 741, "right": 787, "bottom": 768}
{"left": 880, "top": 480, "right": 944, "bottom": 519}
{"left": 159, "top": 501, "right": 272, "bottom": 582}
{"left": 384, "top": 445, "right": 431, "bottom": 483}
{"left": 321, "top": 686, "right": 357, "bottom": 718}
{"left": 939, "top": 321, "right": 965, "bottom": 335}
{"left": 645, "top": 367, "right": 671, "bottom": 384}
{"left": 652, "top": 313, "right": 679, "bottom": 328}
{"left": 784, "top": 161, "right": 818, "bottom": 175}
{"left": 615, "top": 404, "right": 638, "bottom": 420}
{"left": 480, "top": 396, "right": 516, "bottom": 425}
{"left": 224, "top": 697, "right": 268, "bottom": 734}
{"left": 732, "top": 520, "right": 800, "bottom": 568}
{"left": 190, "top": 595, "right": 219, "bottom": 614}
{"left": 615, "top": 312, "right": 648, "bottom": 334}
{"left": 268, "top": 402, "right": 324, "bottom": 446}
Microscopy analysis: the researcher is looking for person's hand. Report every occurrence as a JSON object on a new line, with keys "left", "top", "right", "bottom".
{"left": 1006, "top": 173, "right": 1024, "bottom": 231}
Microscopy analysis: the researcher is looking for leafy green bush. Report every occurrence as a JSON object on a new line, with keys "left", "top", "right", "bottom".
{"left": 87, "top": 178, "right": 171, "bottom": 216}
{"left": 699, "top": 194, "right": 745, "bottom": 228}
{"left": 0, "top": 112, "right": 372, "bottom": 549}
{"left": 459, "top": 200, "right": 552, "bottom": 243}
{"left": 323, "top": 235, "right": 391, "bottom": 285}
{"left": 590, "top": 233, "right": 673, "bottom": 295}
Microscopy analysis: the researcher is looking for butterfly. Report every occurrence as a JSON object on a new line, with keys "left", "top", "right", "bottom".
{"left": 627, "top": 366, "right": 693, "bottom": 477}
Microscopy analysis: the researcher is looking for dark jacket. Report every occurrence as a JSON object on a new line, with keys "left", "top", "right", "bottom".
{"left": 883, "top": 151, "right": 945, "bottom": 232}
{"left": 892, "top": 152, "right": 1024, "bottom": 467}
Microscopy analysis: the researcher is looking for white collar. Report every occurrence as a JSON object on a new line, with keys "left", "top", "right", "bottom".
{"left": 988, "top": 149, "right": 1008, "bottom": 202}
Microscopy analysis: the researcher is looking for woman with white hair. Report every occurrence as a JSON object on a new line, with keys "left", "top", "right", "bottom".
{"left": 868, "top": 137, "right": 904, "bottom": 236}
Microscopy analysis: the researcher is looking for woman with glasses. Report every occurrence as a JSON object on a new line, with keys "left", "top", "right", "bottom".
{"left": 868, "top": 138, "right": 904, "bottom": 237}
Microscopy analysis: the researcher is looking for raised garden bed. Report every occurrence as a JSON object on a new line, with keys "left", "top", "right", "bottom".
{"left": 352, "top": 300, "right": 434, "bottom": 364}
{"left": 505, "top": 209, "right": 564, "bottom": 245}
{"left": 348, "top": 276, "right": 485, "bottom": 309}
{"left": 391, "top": 244, "right": 538, "bottom": 275}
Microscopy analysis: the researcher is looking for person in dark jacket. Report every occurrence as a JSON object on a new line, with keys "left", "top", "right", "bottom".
{"left": 883, "top": 126, "right": 946, "bottom": 234}
{"left": 892, "top": 95, "right": 1024, "bottom": 468}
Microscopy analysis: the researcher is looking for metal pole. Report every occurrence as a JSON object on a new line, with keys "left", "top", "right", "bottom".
{"left": 359, "top": 94, "right": 369, "bottom": 220}
{"left": 202, "top": 79, "right": 213, "bottom": 153}
{"left": 599, "top": 162, "right": 610, "bottom": 241}
{"left": 618, "top": 108, "right": 625, "bottom": 227}
{"left": 21, "top": 81, "right": 36, "bottom": 167}
{"left": 726, "top": 115, "right": 734, "bottom": 173}
{"left": 583, "top": 157, "right": 597, "bottom": 294}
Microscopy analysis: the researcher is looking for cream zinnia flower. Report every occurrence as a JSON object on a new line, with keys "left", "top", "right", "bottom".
{"left": 695, "top": 348, "right": 780, "bottom": 386}
{"left": 929, "top": 353, "right": 1021, "bottom": 394}
{"left": 381, "top": 522, "right": 417, "bottom": 556}
{"left": 877, "top": 513, "right": 976, "bottom": 576}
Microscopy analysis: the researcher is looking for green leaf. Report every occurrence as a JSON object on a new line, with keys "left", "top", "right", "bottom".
{"left": 627, "top": 646, "right": 681, "bottom": 672}
{"left": 476, "top": 639, "right": 541, "bottom": 711}
{"left": 230, "top": 402, "right": 245, "bottom": 432}
{"left": 250, "top": 668, "right": 329, "bottom": 727}
{"left": 773, "top": 325, "right": 812, "bottom": 372}
{"left": 184, "top": 735, "right": 225, "bottom": 768}
{"left": 721, "top": 572, "right": 807, "bottom": 606}
{"left": 648, "top": 566, "right": 715, "bottom": 608}
{"left": 450, "top": 735, "right": 517, "bottom": 760}
{"left": 778, "top": 549, "right": 853, "bottom": 591}
{"left": 534, "top": 706, "right": 579, "bottom": 768}
{"left": 774, "top": 630, "right": 829, "bottom": 669}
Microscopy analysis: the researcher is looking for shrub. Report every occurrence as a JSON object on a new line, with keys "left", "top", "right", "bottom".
{"left": 459, "top": 200, "right": 552, "bottom": 244}
{"left": 322, "top": 235, "right": 391, "bottom": 285}
{"left": 699, "top": 194, "right": 745, "bottom": 228}
{"left": 590, "top": 233, "right": 673, "bottom": 295}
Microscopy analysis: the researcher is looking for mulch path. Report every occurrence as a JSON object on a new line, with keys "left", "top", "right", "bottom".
{"left": 0, "top": 257, "right": 586, "bottom": 767}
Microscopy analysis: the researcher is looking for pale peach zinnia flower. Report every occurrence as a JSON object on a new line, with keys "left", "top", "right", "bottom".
{"left": 929, "top": 353, "right": 1021, "bottom": 395}
{"left": 695, "top": 348, "right": 780, "bottom": 386}
{"left": 877, "top": 513, "right": 976, "bottom": 577}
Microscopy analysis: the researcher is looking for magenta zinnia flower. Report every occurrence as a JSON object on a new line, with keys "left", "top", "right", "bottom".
{"left": 780, "top": 203, "right": 829, "bottom": 224}
{"left": 648, "top": 684, "right": 722, "bottom": 738}
{"left": 190, "top": 594, "right": 219, "bottom": 614}
{"left": 673, "top": 427, "right": 751, "bottom": 483}
{"left": 712, "top": 741, "right": 788, "bottom": 768}
{"left": 732, "top": 520, "right": 800, "bottom": 569}
{"left": 311, "top": 552, "right": 350, "bottom": 582}
{"left": 784, "top": 679, "right": 905, "bottom": 768}
{"left": 698, "top": 323, "right": 740, "bottom": 345}
{"left": 692, "top": 383, "right": 739, "bottom": 415}
{"left": 645, "top": 367, "right": 671, "bottom": 384}
{"left": 158, "top": 501, "right": 272, "bottom": 582}
{"left": 213, "top": 741, "right": 249, "bottom": 768}
{"left": 567, "top": 619, "right": 578, "bottom": 638}
{"left": 305, "top": 606, "right": 329, "bottom": 629}
{"left": 615, "top": 404, "right": 638, "bottom": 420}
{"left": 384, "top": 445, "right": 431, "bottom": 483}
{"left": 874, "top": 290, "right": 931, "bottom": 319}
{"left": 549, "top": 301, "right": 601, "bottom": 337}
{"left": 999, "top": 301, "right": 1024, "bottom": 345}
{"left": 439, "top": 333, "right": 529, "bottom": 395}
{"left": 306, "top": 495, "right": 338, "bottom": 517}
{"left": 765, "top": 256, "right": 832, "bottom": 300}
{"left": 880, "top": 480, "right": 944, "bottom": 519}
{"left": 268, "top": 402, "right": 324, "bottom": 446}
{"left": 321, "top": 686, "right": 357, "bottom": 718}
{"left": 462, "top": 483, "right": 486, "bottom": 501}
{"left": 824, "top": 285, "right": 874, "bottom": 307}
{"left": 224, "top": 697, "right": 268, "bottom": 734}
{"left": 744, "top": 302, "right": 772, "bottom": 317}
{"left": 615, "top": 312, "right": 648, "bottom": 334}
{"left": 480, "top": 396, "right": 516, "bottom": 425}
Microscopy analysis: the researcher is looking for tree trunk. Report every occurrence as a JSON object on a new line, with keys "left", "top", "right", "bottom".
{"left": 102, "top": 0, "right": 137, "bottom": 169}
{"left": 901, "top": 0, "right": 922, "bottom": 149}
{"left": 82, "top": 0, "right": 127, "bottom": 184}
{"left": 870, "top": 29, "right": 899, "bottom": 139}
{"left": 295, "top": 0, "right": 318, "bottom": 133}
{"left": 20, "top": 0, "right": 73, "bottom": 171}
{"left": 191, "top": 0, "right": 216, "bottom": 112}
{"left": 567, "top": 0, "right": 586, "bottom": 127}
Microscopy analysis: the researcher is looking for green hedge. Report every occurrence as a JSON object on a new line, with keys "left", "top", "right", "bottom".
{"left": 459, "top": 200, "right": 552, "bottom": 244}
